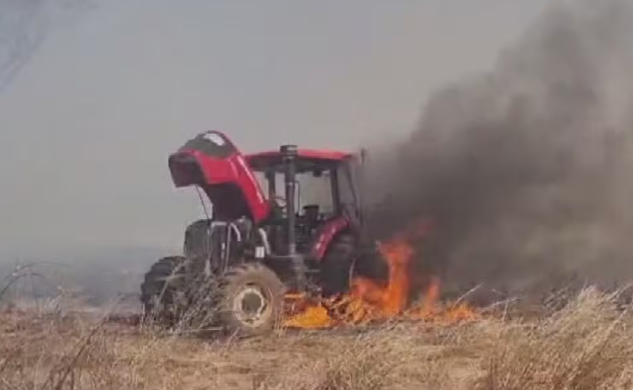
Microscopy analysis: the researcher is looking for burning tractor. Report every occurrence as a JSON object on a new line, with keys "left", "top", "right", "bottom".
{"left": 140, "top": 130, "right": 377, "bottom": 335}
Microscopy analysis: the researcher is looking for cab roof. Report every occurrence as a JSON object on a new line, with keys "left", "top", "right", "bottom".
{"left": 246, "top": 149, "right": 354, "bottom": 172}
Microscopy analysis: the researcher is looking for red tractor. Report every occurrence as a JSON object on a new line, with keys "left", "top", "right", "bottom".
{"left": 140, "top": 130, "right": 371, "bottom": 335}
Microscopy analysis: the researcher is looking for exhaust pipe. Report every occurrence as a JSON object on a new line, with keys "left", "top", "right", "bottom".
{"left": 281, "top": 144, "right": 297, "bottom": 256}
{"left": 281, "top": 144, "right": 307, "bottom": 288}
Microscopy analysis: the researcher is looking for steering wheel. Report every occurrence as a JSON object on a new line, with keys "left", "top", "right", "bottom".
{"left": 273, "top": 196, "right": 287, "bottom": 209}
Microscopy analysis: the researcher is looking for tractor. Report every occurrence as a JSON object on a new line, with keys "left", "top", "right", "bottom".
{"left": 140, "top": 130, "right": 373, "bottom": 335}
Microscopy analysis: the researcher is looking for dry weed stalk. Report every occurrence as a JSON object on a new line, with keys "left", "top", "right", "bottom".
{"left": 255, "top": 329, "right": 408, "bottom": 390}
{"left": 476, "top": 287, "right": 633, "bottom": 390}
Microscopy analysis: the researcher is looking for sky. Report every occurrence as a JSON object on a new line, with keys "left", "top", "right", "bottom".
{"left": 0, "top": 0, "right": 550, "bottom": 259}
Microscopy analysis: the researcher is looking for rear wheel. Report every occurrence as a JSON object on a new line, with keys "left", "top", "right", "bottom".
{"left": 320, "top": 233, "right": 356, "bottom": 297}
{"left": 216, "top": 263, "right": 286, "bottom": 336}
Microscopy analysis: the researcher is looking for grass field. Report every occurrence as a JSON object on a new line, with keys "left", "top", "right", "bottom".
{"left": 1, "top": 287, "right": 633, "bottom": 390}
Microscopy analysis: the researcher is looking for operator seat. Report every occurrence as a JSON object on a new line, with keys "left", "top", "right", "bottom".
{"left": 302, "top": 204, "right": 320, "bottom": 229}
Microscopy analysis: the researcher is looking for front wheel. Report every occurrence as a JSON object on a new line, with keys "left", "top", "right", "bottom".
{"left": 215, "top": 263, "right": 286, "bottom": 336}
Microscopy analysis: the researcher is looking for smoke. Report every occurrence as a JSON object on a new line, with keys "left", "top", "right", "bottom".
{"left": 364, "top": 0, "right": 633, "bottom": 298}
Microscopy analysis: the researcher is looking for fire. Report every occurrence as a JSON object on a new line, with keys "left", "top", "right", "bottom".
{"left": 283, "top": 304, "right": 334, "bottom": 329}
{"left": 415, "top": 276, "right": 441, "bottom": 317}
{"left": 283, "top": 220, "right": 480, "bottom": 329}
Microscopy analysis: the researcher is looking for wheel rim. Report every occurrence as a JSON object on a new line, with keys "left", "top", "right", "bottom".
{"left": 232, "top": 284, "right": 271, "bottom": 327}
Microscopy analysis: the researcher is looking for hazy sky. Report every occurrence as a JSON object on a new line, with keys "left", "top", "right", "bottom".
{"left": 0, "top": 0, "right": 549, "bottom": 257}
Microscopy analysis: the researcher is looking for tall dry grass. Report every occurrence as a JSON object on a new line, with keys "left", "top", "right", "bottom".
{"left": 1, "top": 283, "right": 633, "bottom": 390}
{"left": 475, "top": 287, "right": 633, "bottom": 390}
{"left": 228, "top": 286, "right": 633, "bottom": 390}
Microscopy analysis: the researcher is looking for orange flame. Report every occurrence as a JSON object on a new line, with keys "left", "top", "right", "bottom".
{"left": 283, "top": 219, "right": 480, "bottom": 329}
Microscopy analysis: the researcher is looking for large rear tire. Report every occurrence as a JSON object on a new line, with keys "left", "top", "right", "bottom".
{"left": 140, "top": 256, "right": 188, "bottom": 323}
{"left": 216, "top": 263, "right": 286, "bottom": 337}
{"left": 320, "top": 233, "right": 356, "bottom": 297}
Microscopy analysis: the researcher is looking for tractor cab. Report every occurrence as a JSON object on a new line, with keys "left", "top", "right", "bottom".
{"left": 246, "top": 148, "right": 362, "bottom": 248}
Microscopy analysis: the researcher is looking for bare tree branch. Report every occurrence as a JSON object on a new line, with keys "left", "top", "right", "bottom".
{"left": 0, "top": 0, "right": 93, "bottom": 92}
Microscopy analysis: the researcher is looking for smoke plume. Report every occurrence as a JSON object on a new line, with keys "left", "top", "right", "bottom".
{"left": 364, "top": 0, "right": 633, "bottom": 299}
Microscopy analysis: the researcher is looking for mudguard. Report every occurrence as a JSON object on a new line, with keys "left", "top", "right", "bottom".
{"left": 310, "top": 216, "right": 351, "bottom": 261}
{"left": 168, "top": 131, "right": 270, "bottom": 224}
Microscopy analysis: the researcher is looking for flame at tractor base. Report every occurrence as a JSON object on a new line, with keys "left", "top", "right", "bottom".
{"left": 283, "top": 220, "right": 480, "bottom": 329}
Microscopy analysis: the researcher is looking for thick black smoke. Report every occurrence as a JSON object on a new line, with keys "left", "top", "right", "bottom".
{"left": 363, "top": 0, "right": 633, "bottom": 300}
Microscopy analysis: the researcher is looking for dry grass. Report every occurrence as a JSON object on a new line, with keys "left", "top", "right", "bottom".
{"left": 1, "top": 286, "right": 633, "bottom": 390}
{"left": 475, "top": 287, "right": 633, "bottom": 390}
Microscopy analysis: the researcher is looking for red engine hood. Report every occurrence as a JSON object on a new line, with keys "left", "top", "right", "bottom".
{"left": 168, "top": 131, "right": 270, "bottom": 224}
